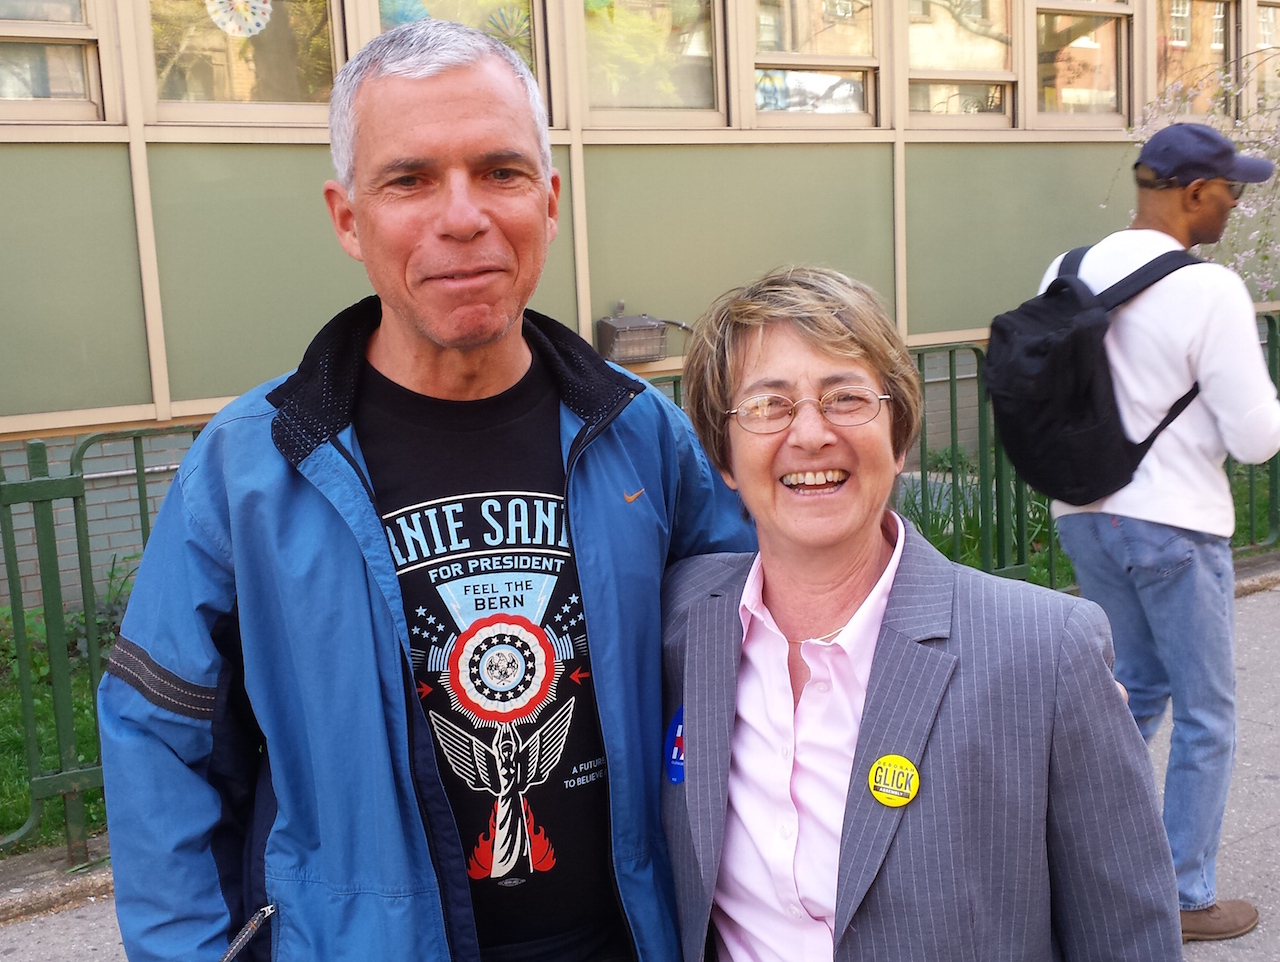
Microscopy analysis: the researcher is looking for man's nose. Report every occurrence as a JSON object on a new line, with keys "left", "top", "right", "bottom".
{"left": 439, "top": 172, "right": 489, "bottom": 240}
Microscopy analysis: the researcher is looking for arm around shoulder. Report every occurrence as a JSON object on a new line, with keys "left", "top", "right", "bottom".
{"left": 1045, "top": 600, "right": 1182, "bottom": 961}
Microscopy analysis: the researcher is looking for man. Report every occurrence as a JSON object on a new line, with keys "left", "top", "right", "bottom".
{"left": 1048, "top": 122, "right": 1280, "bottom": 943}
{"left": 97, "top": 19, "right": 753, "bottom": 962}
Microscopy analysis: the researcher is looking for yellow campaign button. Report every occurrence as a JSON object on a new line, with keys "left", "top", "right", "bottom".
{"left": 868, "top": 754, "right": 919, "bottom": 808}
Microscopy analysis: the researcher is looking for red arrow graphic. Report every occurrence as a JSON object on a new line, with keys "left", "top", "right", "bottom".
{"left": 570, "top": 667, "right": 591, "bottom": 685}
{"left": 417, "top": 681, "right": 433, "bottom": 699}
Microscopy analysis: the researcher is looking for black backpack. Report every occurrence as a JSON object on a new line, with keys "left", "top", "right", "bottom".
{"left": 985, "top": 245, "right": 1201, "bottom": 506}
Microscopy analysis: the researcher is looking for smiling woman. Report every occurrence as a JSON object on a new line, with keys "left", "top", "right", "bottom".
{"left": 658, "top": 265, "right": 1184, "bottom": 962}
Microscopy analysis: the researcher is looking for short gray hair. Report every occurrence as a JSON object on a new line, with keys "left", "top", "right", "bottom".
{"left": 329, "top": 19, "right": 551, "bottom": 191}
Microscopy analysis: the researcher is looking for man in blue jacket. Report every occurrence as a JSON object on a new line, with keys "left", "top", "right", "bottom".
{"left": 97, "top": 19, "right": 753, "bottom": 962}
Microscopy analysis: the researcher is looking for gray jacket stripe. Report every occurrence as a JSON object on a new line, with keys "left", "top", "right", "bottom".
{"left": 105, "top": 638, "right": 217, "bottom": 720}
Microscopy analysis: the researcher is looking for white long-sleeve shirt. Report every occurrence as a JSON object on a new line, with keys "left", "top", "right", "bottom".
{"left": 1040, "top": 228, "right": 1280, "bottom": 538}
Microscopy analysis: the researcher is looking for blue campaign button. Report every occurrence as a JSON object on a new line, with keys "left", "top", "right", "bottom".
{"left": 664, "top": 706, "right": 685, "bottom": 784}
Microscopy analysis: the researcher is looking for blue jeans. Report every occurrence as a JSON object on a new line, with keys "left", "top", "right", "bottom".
{"left": 1056, "top": 513, "right": 1236, "bottom": 910}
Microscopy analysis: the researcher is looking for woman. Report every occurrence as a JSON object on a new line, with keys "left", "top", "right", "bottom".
{"left": 659, "top": 267, "right": 1181, "bottom": 962}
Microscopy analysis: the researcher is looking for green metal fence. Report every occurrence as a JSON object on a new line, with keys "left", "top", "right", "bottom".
{"left": 1, "top": 316, "right": 1277, "bottom": 860}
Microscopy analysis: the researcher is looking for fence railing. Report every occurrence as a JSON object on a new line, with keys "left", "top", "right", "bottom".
{"left": 2, "top": 316, "right": 1278, "bottom": 859}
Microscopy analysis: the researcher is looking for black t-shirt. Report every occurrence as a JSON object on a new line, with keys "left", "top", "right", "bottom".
{"left": 354, "top": 351, "right": 630, "bottom": 961}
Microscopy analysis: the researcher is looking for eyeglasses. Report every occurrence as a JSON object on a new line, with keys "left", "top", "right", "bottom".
{"left": 1135, "top": 175, "right": 1246, "bottom": 199}
{"left": 726, "top": 385, "right": 891, "bottom": 434}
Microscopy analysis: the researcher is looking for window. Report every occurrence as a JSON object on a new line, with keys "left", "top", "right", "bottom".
{"left": 149, "top": 0, "right": 337, "bottom": 104}
{"left": 751, "top": 0, "right": 876, "bottom": 124}
{"left": 1258, "top": 3, "right": 1280, "bottom": 101}
{"left": 0, "top": 0, "right": 103, "bottom": 119}
{"left": 908, "top": 0, "right": 1012, "bottom": 126}
{"left": 1158, "top": 0, "right": 1229, "bottom": 113}
{"left": 1036, "top": 13, "right": 1124, "bottom": 119}
{"left": 582, "top": 0, "right": 721, "bottom": 120}
{"left": 1171, "top": 0, "right": 1190, "bottom": 45}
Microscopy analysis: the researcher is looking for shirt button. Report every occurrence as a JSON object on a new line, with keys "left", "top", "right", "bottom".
{"left": 780, "top": 823, "right": 792, "bottom": 839}
{"left": 789, "top": 906, "right": 802, "bottom": 918}
{"left": 781, "top": 746, "right": 792, "bottom": 759}
{"left": 816, "top": 682, "right": 830, "bottom": 693}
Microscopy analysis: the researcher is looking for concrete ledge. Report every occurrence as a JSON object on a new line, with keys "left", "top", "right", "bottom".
{"left": 0, "top": 836, "right": 112, "bottom": 925}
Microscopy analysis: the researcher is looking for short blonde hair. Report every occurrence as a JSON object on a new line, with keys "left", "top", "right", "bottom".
{"left": 684, "top": 266, "right": 922, "bottom": 474}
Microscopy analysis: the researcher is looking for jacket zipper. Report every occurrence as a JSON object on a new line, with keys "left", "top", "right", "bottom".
{"left": 333, "top": 433, "right": 462, "bottom": 962}
{"left": 562, "top": 389, "right": 641, "bottom": 960}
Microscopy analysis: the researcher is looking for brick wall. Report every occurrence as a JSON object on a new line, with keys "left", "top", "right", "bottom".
{"left": 0, "top": 431, "right": 197, "bottom": 612}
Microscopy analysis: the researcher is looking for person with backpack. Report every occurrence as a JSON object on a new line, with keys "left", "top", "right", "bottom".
{"left": 1039, "top": 123, "right": 1280, "bottom": 943}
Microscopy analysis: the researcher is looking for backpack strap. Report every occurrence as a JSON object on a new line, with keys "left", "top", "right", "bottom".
{"left": 1096, "top": 250, "right": 1201, "bottom": 312}
{"left": 1058, "top": 246, "right": 1090, "bottom": 278}
{"left": 1136, "top": 382, "right": 1201, "bottom": 453}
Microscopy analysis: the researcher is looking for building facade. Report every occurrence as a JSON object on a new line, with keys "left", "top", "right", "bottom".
{"left": 0, "top": 0, "right": 1268, "bottom": 436}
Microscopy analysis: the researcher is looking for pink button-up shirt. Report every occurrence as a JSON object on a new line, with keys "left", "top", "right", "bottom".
{"left": 711, "top": 513, "right": 905, "bottom": 962}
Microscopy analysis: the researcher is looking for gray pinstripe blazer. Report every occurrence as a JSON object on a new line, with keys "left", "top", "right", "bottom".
{"left": 659, "top": 523, "right": 1181, "bottom": 962}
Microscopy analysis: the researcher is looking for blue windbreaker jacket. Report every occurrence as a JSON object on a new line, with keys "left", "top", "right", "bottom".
{"left": 98, "top": 298, "right": 755, "bottom": 962}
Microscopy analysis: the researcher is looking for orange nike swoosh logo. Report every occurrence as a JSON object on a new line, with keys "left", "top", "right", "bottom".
{"left": 624, "top": 488, "right": 645, "bottom": 503}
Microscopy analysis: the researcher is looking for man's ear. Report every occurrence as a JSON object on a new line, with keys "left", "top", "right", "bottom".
{"left": 324, "top": 180, "right": 364, "bottom": 262}
{"left": 546, "top": 168, "right": 562, "bottom": 245}
{"left": 1182, "top": 178, "right": 1210, "bottom": 213}
{"left": 719, "top": 466, "right": 739, "bottom": 492}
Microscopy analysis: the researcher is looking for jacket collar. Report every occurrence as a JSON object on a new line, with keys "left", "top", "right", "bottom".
{"left": 266, "top": 295, "right": 636, "bottom": 468}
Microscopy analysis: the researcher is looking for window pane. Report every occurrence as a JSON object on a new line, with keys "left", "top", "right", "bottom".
{"left": 585, "top": 0, "right": 715, "bottom": 109}
{"left": 909, "top": 80, "right": 1004, "bottom": 114}
{"left": 0, "top": 0, "right": 82, "bottom": 23}
{"left": 909, "top": 0, "right": 1011, "bottom": 72}
{"left": 1258, "top": 4, "right": 1280, "bottom": 101}
{"left": 379, "top": 4, "right": 535, "bottom": 75}
{"left": 756, "top": 0, "right": 871, "bottom": 58}
{"left": 0, "top": 40, "right": 87, "bottom": 98}
{"left": 1157, "top": 0, "right": 1227, "bottom": 110}
{"left": 151, "top": 0, "right": 335, "bottom": 102}
{"left": 1036, "top": 14, "right": 1120, "bottom": 114}
{"left": 756, "top": 67, "right": 866, "bottom": 112}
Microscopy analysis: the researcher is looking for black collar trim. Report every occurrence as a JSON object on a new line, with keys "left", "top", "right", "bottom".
{"left": 267, "top": 296, "right": 636, "bottom": 468}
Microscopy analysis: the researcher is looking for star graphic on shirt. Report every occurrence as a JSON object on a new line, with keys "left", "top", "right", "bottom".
{"left": 568, "top": 594, "right": 580, "bottom": 605}
{"left": 411, "top": 626, "right": 422, "bottom": 636}
{"left": 427, "top": 615, "right": 437, "bottom": 626}
{"left": 555, "top": 613, "right": 563, "bottom": 622}
{"left": 415, "top": 606, "right": 427, "bottom": 618}
{"left": 562, "top": 604, "right": 571, "bottom": 614}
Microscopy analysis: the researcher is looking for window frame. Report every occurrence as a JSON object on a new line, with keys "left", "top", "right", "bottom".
{"left": 0, "top": 0, "right": 116, "bottom": 122}
{"left": 131, "top": 0, "right": 346, "bottom": 125}
{"left": 905, "top": 0, "right": 1017, "bottom": 129}
{"left": 573, "top": 0, "right": 729, "bottom": 128}
{"left": 1028, "top": 2, "right": 1131, "bottom": 130}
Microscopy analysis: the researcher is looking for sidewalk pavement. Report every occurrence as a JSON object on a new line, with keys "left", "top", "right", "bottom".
{"left": 2, "top": 557, "right": 1280, "bottom": 958}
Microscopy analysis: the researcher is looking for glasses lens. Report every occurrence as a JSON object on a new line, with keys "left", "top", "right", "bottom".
{"left": 734, "top": 394, "right": 795, "bottom": 433}
{"left": 1227, "top": 180, "right": 1246, "bottom": 200}
{"left": 821, "top": 386, "right": 882, "bottom": 426}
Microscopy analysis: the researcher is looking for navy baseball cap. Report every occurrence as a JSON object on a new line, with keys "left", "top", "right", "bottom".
{"left": 1135, "top": 123, "right": 1274, "bottom": 185}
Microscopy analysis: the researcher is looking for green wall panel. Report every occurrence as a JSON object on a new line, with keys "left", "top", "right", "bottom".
{"left": 150, "top": 144, "right": 373, "bottom": 401}
{"left": 527, "top": 145, "right": 578, "bottom": 326}
{"left": 151, "top": 143, "right": 578, "bottom": 401}
{"left": 584, "top": 144, "right": 895, "bottom": 353}
{"left": 905, "top": 142, "right": 1135, "bottom": 337}
{"left": 0, "top": 144, "right": 150, "bottom": 417}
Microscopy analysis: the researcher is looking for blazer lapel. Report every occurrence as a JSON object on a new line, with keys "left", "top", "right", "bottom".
{"left": 685, "top": 556, "right": 754, "bottom": 894}
{"left": 833, "top": 524, "right": 958, "bottom": 937}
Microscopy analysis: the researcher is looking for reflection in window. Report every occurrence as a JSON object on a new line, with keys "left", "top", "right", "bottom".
{"left": 1259, "top": 4, "right": 1280, "bottom": 101}
{"left": 908, "top": 0, "right": 1009, "bottom": 71}
{"left": 1036, "top": 14, "right": 1119, "bottom": 114}
{"left": 756, "top": 68, "right": 865, "bottom": 112}
{"left": 909, "top": 80, "right": 1003, "bottom": 114}
{"left": 1157, "top": 0, "right": 1227, "bottom": 111}
{"left": 0, "top": 0, "right": 82, "bottom": 22}
{"left": 585, "top": 0, "right": 715, "bottom": 109}
{"left": 379, "top": 2, "right": 534, "bottom": 73}
{"left": 151, "top": 0, "right": 335, "bottom": 102}
{"left": 0, "top": 40, "right": 87, "bottom": 98}
{"left": 756, "top": 0, "right": 871, "bottom": 57}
